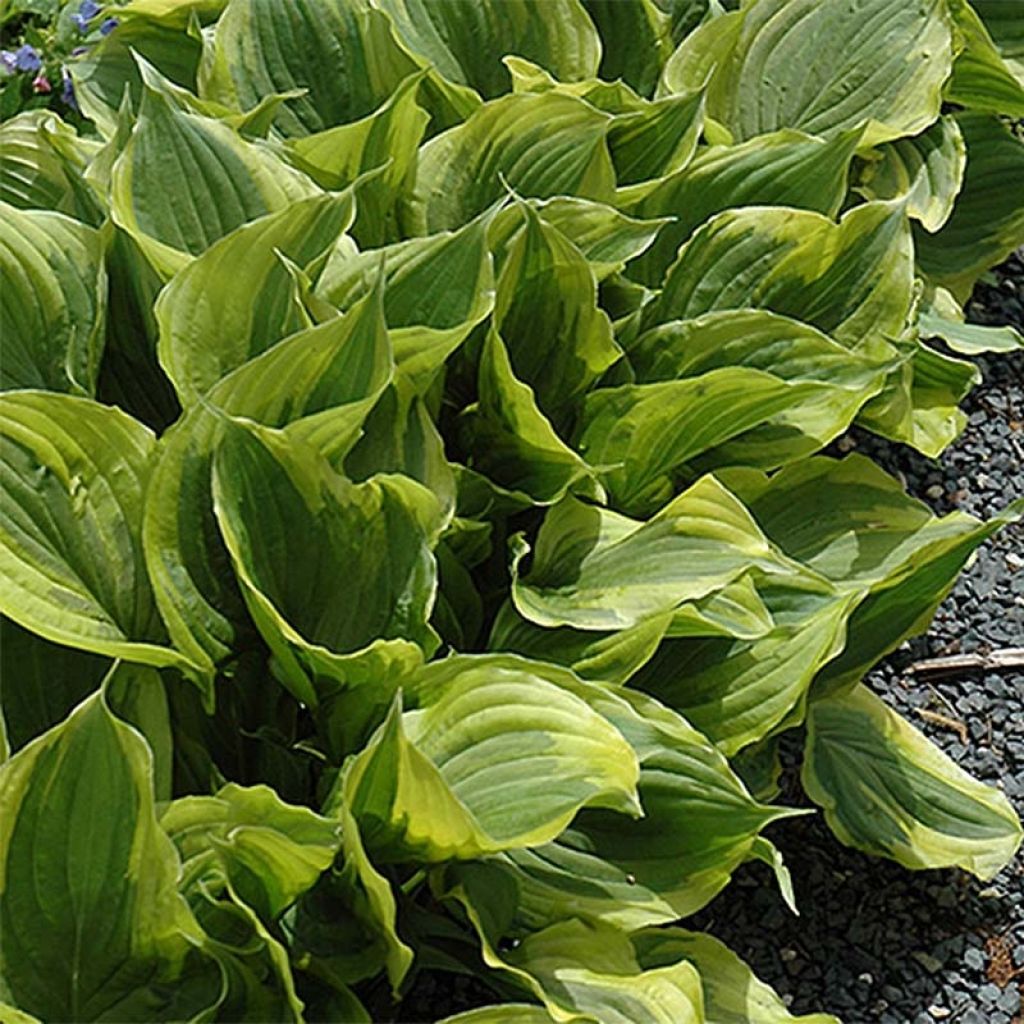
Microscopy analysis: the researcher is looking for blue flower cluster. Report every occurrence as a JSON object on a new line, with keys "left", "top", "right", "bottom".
{"left": 0, "top": 44, "right": 42, "bottom": 75}
{"left": 72, "top": 0, "right": 119, "bottom": 35}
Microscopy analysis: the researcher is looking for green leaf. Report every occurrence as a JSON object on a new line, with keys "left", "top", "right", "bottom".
{"left": 375, "top": 0, "right": 602, "bottom": 100}
{"left": 0, "top": 617, "right": 108, "bottom": 755}
{"left": 945, "top": 0, "right": 1024, "bottom": 118}
{"left": 145, "top": 285, "right": 392, "bottom": 687}
{"left": 111, "top": 86, "right": 320, "bottom": 278}
{"left": 0, "top": 692, "right": 217, "bottom": 1021}
{"left": 0, "top": 111, "right": 103, "bottom": 222}
{"left": 155, "top": 192, "right": 355, "bottom": 402}
{"left": 583, "top": 0, "right": 674, "bottom": 98}
{"left": 286, "top": 72, "right": 429, "bottom": 247}
{"left": 576, "top": 368, "right": 825, "bottom": 513}
{"left": 403, "top": 92, "right": 615, "bottom": 235}
{"left": 495, "top": 204, "right": 621, "bottom": 413}
{"left": 511, "top": 476, "right": 787, "bottom": 631}
{"left": 856, "top": 115, "right": 966, "bottom": 232}
{"left": 0, "top": 392, "right": 183, "bottom": 669}
{"left": 316, "top": 209, "right": 496, "bottom": 392}
{"left": 918, "top": 286, "right": 1024, "bottom": 355}
{"left": 633, "top": 928, "right": 839, "bottom": 1023}
{"left": 438, "top": 1007, "right": 557, "bottom": 1024}
{"left": 915, "top": 112, "right": 1024, "bottom": 302}
{"left": 337, "top": 658, "right": 640, "bottom": 861}
{"left": 198, "top": 0, "right": 438, "bottom": 137}
{"left": 1, "top": 203, "right": 107, "bottom": 394}
{"left": 627, "top": 127, "right": 860, "bottom": 286}
{"left": 458, "top": 330, "right": 601, "bottom": 506}
{"left": 625, "top": 310, "right": 892, "bottom": 471}
{"left": 649, "top": 201, "right": 914, "bottom": 353}
{"left": 803, "top": 683, "right": 1022, "bottom": 880}
{"left": 211, "top": 421, "right": 441, "bottom": 704}
{"left": 697, "top": 0, "right": 953, "bottom": 146}
{"left": 162, "top": 782, "right": 339, "bottom": 922}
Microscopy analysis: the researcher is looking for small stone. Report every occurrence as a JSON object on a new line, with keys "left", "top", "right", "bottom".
{"left": 912, "top": 951, "right": 944, "bottom": 973}
{"left": 997, "top": 988, "right": 1021, "bottom": 1013}
{"left": 979, "top": 982, "right": 1002, "bottom": 1006}
{"left": 926, "top": 483, "right": 945, "bottom": 500}
{"left": 1007, "top": 551, "right": 1024, "bottom": 570}
{"left": 928, "top": 1005, "right": 950, "bottom": 1019}
{"left": 780, "top": 947, "right": 797, "bottom": 962}
{"left": 837, "top": 434, "right": 857, "bottom": 452}
{"left": 858, "top": 971, "right": 874, "bottom": 985}
{"left": 964, "top": 946, "right": 985, "bottom": 970}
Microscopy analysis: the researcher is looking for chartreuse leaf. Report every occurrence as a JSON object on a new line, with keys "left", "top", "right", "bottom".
{"left": 0, "top": 618, "right": 108, "bottom": 755}
{"left": 145, "top": 283, "right": 392, "bottom": 687}
{"left": 438, "top": 1007, "right": 557, "bottom": 1024}
{"left": 335, "top": 659, "right": 640, "bottom": 862}
{"left": 494, "top": 204, "right": 621, "bottom": 413}
{"left": 634, "top": 929, "right": 839, "bottom": 1024}
{"left": 856, "top": 115, "right": 966, "bottom": 232}
{"left": 198, "top": 0, "right": 453, "bottom": 138}
{"left": 377, "top": 0, "right": 601, "bottom": 100}
{"left": 625, "top": 310, "right": 892, "bottom": 471}
{"left": 0, "top": 392, "right": 185, "bottom": 669}
{"left": 944, "top": 0, "right": 1024, "bottom": 118}
{"left": 458, "top": 330, "right": 601, "bottom": 506}
{"left": 0, "top": 111, "right": 103, "bottom": 222}
{"left": 286, "top": 72, "right": 429, "bottom": 247}
{"left": 69, "top": 12, "right": 204, "bottom": 138}
{"left": 161, "top": 782, "right": 339, "bottom": 922}
{"left": 918, "top": 286, "right": 1024, "bottom": 355}
{"left": 577, "top": 368, "right": 824, "bottom": 513}
{"left": 211, "top": 420, "right": 441, "bottom": 704}
{"left": 630, "top": 576, "right": 856, "bottom": 756}
{"left": 583, "top": 0, "right": 673, "bottom": 98}
{"left": 403, "top": 92, "right": 615, "bottom": 235}
{"left": 316, "top": 209, "right": 496, "bottom": 391}
{"left": 438, "top": 877, "right": 705, "bottom": 1024}
{"left": 658, "top": 6, "right": 744, "bottom": 100}
{"left": 915, "top": 112, "right": 1024, "bottom": 302}
{"left": 511, "top": 476, "right": 789, "bottom": 631}
{"left": 504, "top": 54, "right": 648, "bottom": 113}
{"left": 627, "top": 127, "right": 861, "bottom": 286}
{"left": 111, "top": 86, "right": 320, "bottom": 278}
{"left": 1, "top": 204, "right": 107, "bottom": 394}
{"left": 0, "top": 691, "right": 219, "bottom": 1022}
{"left": 156, "top": 192, "right": 355, "bottom": 403}
{"left": 695, "top": 0, "right": 953, "bottom": 147}
{"left": 722, "top": 456, "right": 1023, "bottom": 695}
{"left": 649, "top": 201, "right": 913, "bottom": 351}
{"left": 804, "top": 684, "right": 1022, "bottom": 880}
{"left": 438, "top": 662, "right": 800, "bottom": 930}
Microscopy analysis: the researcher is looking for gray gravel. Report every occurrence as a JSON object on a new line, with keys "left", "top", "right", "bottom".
{"left": 694, "top": 255, "right": 1024, "bottom": 1024}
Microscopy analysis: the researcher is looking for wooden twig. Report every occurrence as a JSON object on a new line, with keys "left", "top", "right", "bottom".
{"left": 914, "top": 708, "right": 969, "bottom": 745}
{"left": 905, "top": 647, "right": 1024, "bottom": 678}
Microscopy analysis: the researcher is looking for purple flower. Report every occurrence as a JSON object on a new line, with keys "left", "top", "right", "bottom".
{"left": 72, "top": 0, "right": 102, "bottom": 32}
{"left": 99, "top": 17, "right": 118, "bottom": 35}
{"left": 61, "top": 70, "right": 79, "bottom": 112}
{"left": 0, "top": 50, "right": 16, "bottom": 76}
{"left": 14, "top": 44, "right": 42, "bottom": 72}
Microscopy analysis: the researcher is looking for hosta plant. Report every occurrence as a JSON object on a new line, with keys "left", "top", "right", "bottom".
{"left": 2, "top": 0, "right": 1024, "bottom": 1021}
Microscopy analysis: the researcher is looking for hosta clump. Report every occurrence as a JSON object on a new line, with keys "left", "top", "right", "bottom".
{"left": 1, "top": 0, "right": 1023, "bottom": 1020}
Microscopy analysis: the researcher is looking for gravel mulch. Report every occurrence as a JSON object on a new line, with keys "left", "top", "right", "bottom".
{"left": 694, "top": 254, "right": 1024, "bottom": 1024}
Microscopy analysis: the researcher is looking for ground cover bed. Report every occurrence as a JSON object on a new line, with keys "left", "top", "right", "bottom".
{"left": 1, "top": 2, "right": 1023, "bottom": 1022}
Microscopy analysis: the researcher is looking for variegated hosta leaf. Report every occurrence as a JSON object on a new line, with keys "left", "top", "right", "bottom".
{"left": 211, "top": 420, "right": 442, "bottom": 705}
{"left": 111, "top": 86, "right": 321, "bottom": 278}
{"left": 915, "top": 111, "right": 1024, "bottom": 302}
{"left": 144, "top": 283, "right": 394, "bottom": 686}
{"left": 438, "top": 1007, "right": 558, "bottom": 1024}
{"left": 918, "top": 286, "right": 1024, "bottom": 355}
{"left": 155, "top": 192, "right": 356, "bottom": 403}
{"left": 648, "top": 201, "right": 914, "bottom": 351}
{"left": 691, "top": 0, "right": 953, "bottom": 147}
{"left": 402, "top": 92, "right": 616, "bottom": 235}
{"left": 625, "top": 309, "right": 892, "bottom": 471}
{"left": 376, "top": 0, "right": 602, "bottom": 100}
{"left": 0, "top": 691, "right": 218, "bottom": 1021}
{"left": 458, "top": 330, "right": 602, "bottom": 507}
{"left": 0, "top": 110, "right": 103, "bottom": 222}
{"left": 1, "top": 203, "right": 107, "bottom": 394}
{"left": 511, "top": 476, "right": 790, "bottom": 631}
{"left": 316, "top": 208, "right": 496, "bottom": 392}
{"left": 161, "top": 782, "right": 339, "bottom": 921}
{"left": 439, "top": 881, "right": 705, "bottom": 1024}
{"left": 856, "top": 115, "right": 966, "bottom": 232}
{"left": 944, "top": 0, "right": 1024, "bottom": 118}
{"left": 0, "top": 392, "right": 184, "bottom": 669}
{"left": 335, "top": 658, "right": 640, "bottom": 862}
{"left": 583, "top": 0, "right": 674, "bottom": 99}
{"left": 627, "top": 127, "right": 862, "bottom": 286}
{"left": 634, "top": 929, "right": 840, "bottom": 1024}
{"left": 804, "top": 684, "right": 1022, "bottom": 880}
{"left": 494, "top": 204, "right": 621, "bottom": 414}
